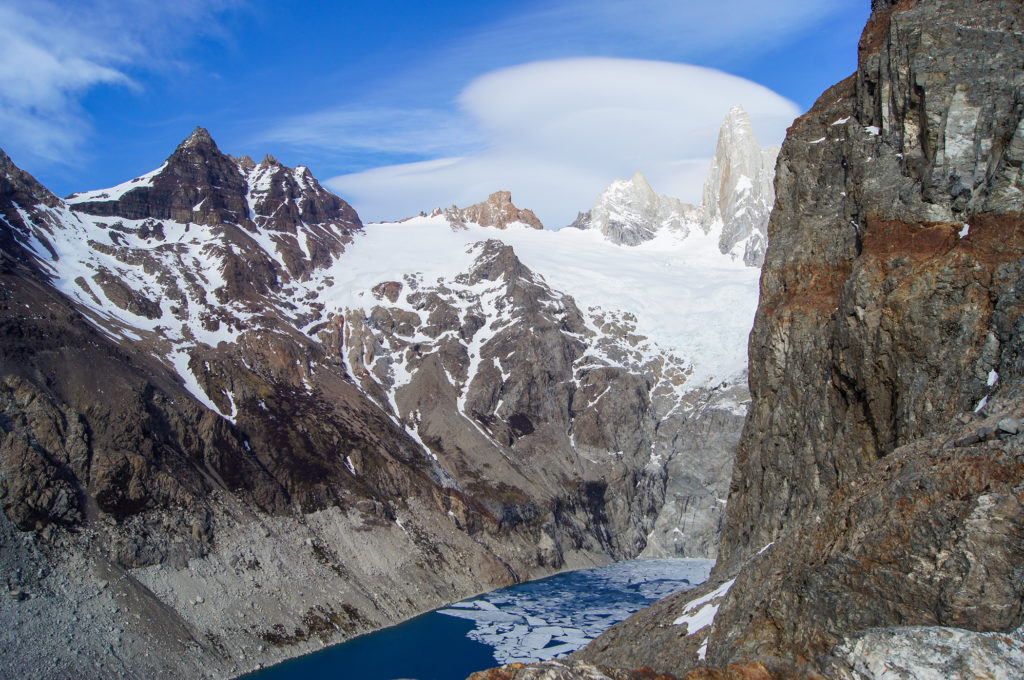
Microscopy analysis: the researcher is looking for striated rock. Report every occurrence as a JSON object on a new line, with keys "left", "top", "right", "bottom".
{"left": 829, "top": 625, "right": 1024, "bottom": 679}
{"left": 445, "top": 191, "right": 544, "bottom": 230}
{"left": 68, "top": 127, "right": 252, "bottom": 227}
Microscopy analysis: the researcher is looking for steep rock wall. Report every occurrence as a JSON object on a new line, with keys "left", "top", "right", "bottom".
{"left": 719, "top": 0, "right": 1024, "bottom": 572}
{"left": 562, "top": 1, "right": 1024, "bottom": 677}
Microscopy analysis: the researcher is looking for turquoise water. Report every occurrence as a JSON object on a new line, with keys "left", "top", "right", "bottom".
{"left": 244, "top": 558, "right": 712, "bottom": 680}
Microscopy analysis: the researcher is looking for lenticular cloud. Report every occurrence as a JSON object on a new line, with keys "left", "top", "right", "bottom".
{"left": 327, "top": 58, "right": 800, "bottom": 226}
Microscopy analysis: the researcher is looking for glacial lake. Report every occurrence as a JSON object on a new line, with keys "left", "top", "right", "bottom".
{"left": 244, "top": 558, "right": 712, "bottom": 680}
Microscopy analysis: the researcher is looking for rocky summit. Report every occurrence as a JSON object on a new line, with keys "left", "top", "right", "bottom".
{"left": 0, "top": 112, "right": 762, "bottom": 678}
{"left": 440, "top": 190, "right": 545, "bottom": 230}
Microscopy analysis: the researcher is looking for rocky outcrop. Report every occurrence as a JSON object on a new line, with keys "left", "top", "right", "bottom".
{"left": 468, "top": 660, "right": 685, "bottom": 680}
{"left": 717, "top": 0, "right": 1024, "bottom": 576}
{"left": 444, "top": 191, "right": 544, "bottom": 230}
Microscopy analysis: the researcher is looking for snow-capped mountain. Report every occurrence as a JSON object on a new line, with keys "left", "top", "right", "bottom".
{"left": 0, "top": 122, "right": 761, "bottom": 677}
{"left": 569, "top": 105, "right": 778, "bottom": 267}
{"left": 567, "top": 171, "right": 697, "bottom": 246}
{"left": 700, "top": 105, "right": 779, "bottom": 266}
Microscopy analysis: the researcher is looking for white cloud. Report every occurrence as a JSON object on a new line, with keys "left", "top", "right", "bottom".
{"left": 326, "top": 58, "right": 800, "bottom": 227}
{"left": 0, "top": 0, "right": 236, "bottom": 165}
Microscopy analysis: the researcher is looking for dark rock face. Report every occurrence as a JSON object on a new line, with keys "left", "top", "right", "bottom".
{"left": 691, "top": 0, "right": 1024, "bottom": 675}
{"left": 69, "top": 127, "right": 251, "bottom": 227}
{"left": 719, "top": 0, "right": 1024, "bottom": 572}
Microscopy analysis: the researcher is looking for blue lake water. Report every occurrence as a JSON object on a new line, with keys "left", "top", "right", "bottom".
{"left": 243, "top": 558, "right": 712, "bottom": 680}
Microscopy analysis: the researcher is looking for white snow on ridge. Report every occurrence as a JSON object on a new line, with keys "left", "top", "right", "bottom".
{"left": 328, "top": 216, "right": 759, "bottom": 388}
{"left": 672, "top": 577, "right": 737, "bottom": 660}
{"left": 66, "top": 162, "right": 168, "bottom": 204}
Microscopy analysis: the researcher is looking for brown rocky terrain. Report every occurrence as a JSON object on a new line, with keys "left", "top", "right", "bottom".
{"left": 481, "top": 0, "right": 1024, "bottom": 678}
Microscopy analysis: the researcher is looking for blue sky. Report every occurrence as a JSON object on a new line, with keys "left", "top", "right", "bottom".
{"left": 1, "top": 1, "right": 870, "bottom": 226}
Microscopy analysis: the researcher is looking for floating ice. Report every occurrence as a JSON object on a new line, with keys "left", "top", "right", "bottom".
{"left": 439, "top": 558, "right": 711, "bottom": 664}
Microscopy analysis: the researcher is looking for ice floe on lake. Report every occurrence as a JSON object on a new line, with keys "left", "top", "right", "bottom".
{"left": 439, "top": 558, "right": 712, "bottom": 664}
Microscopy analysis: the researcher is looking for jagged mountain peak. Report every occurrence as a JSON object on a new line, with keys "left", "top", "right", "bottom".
{"left": 441, "top": 190, "right": 544, "bottom": 230}
{"left": 720, "top": 105, "right": 756, "bottom": 139}
{"left": 178, "top": 125, "right": 217, "bottom": 150}
{"left": 0, "top": 146, "right": 60, "bottom": 210}
{"left": 568, "top": 171, "right": 697, "bottom": 246}
{"left": 234, "top": 154, "right": 257, "bottom": 172}
{"left": 566, "top": 107, "right": 778, "bottom": 257}
{"left": 700, "top": 104, "right": 778, "bottom": 267}
{"left": 0, "top": 147, "right": 66, "bottom": 277}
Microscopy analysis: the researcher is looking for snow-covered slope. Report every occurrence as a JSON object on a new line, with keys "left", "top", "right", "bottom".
{"left": 342, "top": 216, "right": 757, "bottom": 391}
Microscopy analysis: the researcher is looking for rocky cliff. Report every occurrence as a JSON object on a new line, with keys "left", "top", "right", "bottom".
{"left": 0, "top": 121, "right": 757, "bottom": 678}
{"left": 558, "top": 0, "right": 1024, "bottom": 678}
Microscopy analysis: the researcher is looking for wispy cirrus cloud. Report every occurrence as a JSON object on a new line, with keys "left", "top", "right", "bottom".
{"left": 451, "top": 0, "right": 849, "bottom": 64}
{"left": 258, "top": 107, "right": 485, "bottom": 167}
{"left": 0, "top": 0, "right": 237, "bottom": 166}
